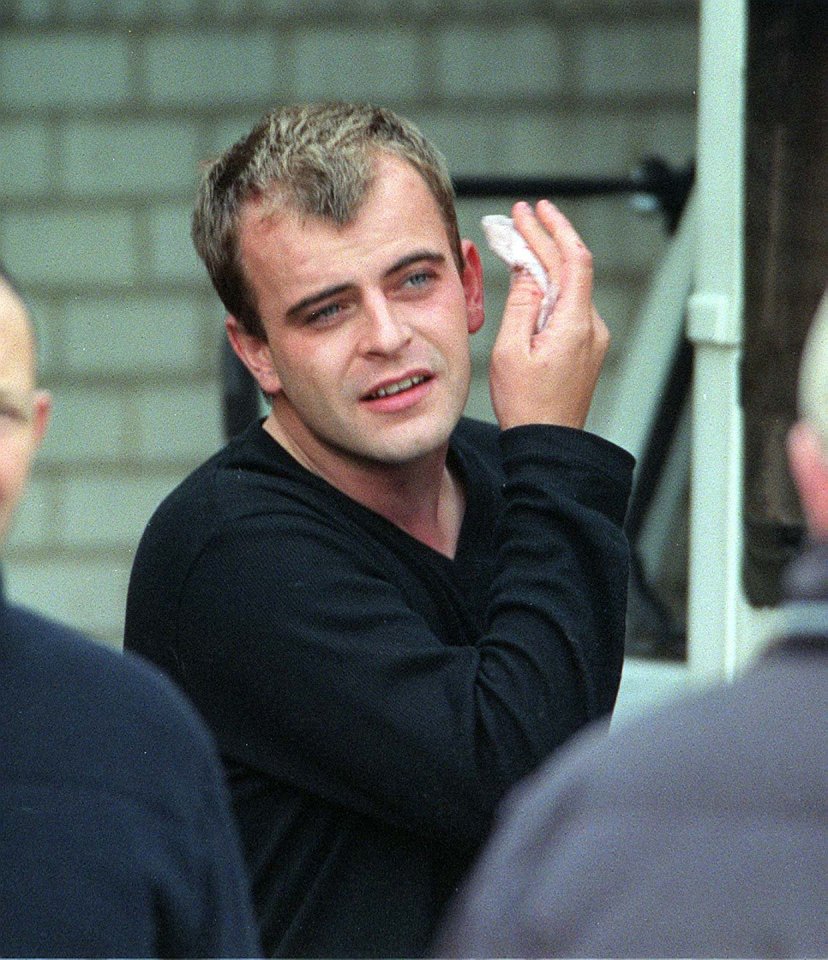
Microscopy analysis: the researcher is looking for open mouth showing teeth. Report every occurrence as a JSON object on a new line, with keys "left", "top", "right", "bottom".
{"left": 366, "top": 375, "right": 428, "bottom": 400}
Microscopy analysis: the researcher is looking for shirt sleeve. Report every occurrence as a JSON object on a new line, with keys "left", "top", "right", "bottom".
{"left": 154, "top": 425, "right": 633, "bottom": 853}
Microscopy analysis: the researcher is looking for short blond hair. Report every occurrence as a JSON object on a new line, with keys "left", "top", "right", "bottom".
{"left": 798, "top": 287, "right": 828, "bottom": 451}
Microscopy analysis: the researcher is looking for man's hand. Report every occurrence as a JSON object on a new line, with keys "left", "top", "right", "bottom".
{"left": 489, "top": 199, "right": 609, "bottom": 430}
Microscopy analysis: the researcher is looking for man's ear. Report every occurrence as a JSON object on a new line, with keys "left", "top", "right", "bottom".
{"left": 31, "top": 390, "right": 51, "bottom": 449}
{"left": 460, "top": 239, "right": 485, "bottom": 334}
{"left": 225, "top": 315, "right": 282, "bottom": 395}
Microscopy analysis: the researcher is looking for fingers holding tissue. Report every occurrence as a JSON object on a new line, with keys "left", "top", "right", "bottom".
{"left": 483, "top": 200, "right": 610, "bottom": 431}
{"left": 481, "top": 214, "right": 559, "bottom": 332}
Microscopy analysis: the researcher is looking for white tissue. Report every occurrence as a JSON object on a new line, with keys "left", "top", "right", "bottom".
{"left": 481, "top": 214, "right": 558, "bottom": 332}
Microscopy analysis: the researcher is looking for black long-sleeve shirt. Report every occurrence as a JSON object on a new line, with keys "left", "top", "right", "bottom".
{"left": 125, "top": 416, "right": 633, "bottom": 957}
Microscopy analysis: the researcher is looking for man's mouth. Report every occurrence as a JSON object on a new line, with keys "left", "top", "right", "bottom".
{"left": 364, "top": 374, "right": 429, "bottom": 401}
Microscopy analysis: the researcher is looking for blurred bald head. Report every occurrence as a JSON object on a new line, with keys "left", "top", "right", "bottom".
{"left": 788, "top": 287, "right": 828, "bottom": 542}
{"left": 0, "top": 270, "right": 51, "bottom": 547}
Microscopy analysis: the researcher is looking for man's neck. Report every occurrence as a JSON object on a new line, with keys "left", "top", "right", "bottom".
{"left": 262, "top": 412, "right": 465, "bottom": 558}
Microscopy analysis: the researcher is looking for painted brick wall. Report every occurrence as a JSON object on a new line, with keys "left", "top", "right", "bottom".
{"left": 1, "top": 0, "right": 698, "bottom": 646}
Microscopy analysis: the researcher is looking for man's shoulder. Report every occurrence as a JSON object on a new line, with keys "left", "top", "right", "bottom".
{"left": 4, "top": 601, "right": 89, "bottom": 649}
{"left": 148, "top": 427, "right": 252, "bottom": 520}
{"left": 145, "top": 419, "right": 317, "bottom": 537}
{"left": 131, "top": 426, "right": 267, "bottom": 578}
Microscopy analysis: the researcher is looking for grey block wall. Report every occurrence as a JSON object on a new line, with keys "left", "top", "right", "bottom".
{"left": 1, "top": 0, "right": 697, "bottom": 646}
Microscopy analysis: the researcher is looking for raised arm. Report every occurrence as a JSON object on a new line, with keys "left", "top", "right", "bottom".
{"left": 489, "top": 199, "right": 609, "bottom": 430}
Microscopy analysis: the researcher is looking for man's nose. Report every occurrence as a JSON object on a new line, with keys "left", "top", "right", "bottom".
{"left": 360, "top": 293, "right": 412, "bottom": 355}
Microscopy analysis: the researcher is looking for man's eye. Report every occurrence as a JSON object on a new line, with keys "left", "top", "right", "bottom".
{"left": 307, "top": 302, "right": 342, "bottom": 325}
{"left": 0, "top": 405, "right": 27, "bottom": 424}
{"left": 403, "top": 271, "right": 433, "bottom": 289}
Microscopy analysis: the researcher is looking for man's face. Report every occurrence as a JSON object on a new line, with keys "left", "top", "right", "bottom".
{"left": 0, "top": 282, "right": 49, "bottom": 546}
{"left": 231, "top": 154, "right": 484, "bottom": 471}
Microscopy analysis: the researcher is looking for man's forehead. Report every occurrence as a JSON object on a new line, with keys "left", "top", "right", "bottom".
{"left": 0, "top": 279, "right": 31, "bottom": 331}
{"left": 0, "top": 284, "right": 37, "bottom": 382}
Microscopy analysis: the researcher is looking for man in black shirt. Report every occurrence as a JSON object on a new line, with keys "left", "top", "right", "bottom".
{"left": 125, "top": 101, "right": 634, "bottom": 957}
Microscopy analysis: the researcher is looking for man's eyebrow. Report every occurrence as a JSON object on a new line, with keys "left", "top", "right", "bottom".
{"left": 0, "top": 387, "right": 28, "bottom": 403}
{"left": 285, "top": 283, "right": 352, "bottom": 321}
{"left": 384, "top": 250, "right": 447, "bottom": 277}
{"left": 284, "top": 251, "right": 448, "bottom": 321}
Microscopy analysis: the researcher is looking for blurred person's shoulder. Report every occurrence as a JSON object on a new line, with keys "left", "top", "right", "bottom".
{"left": 3, "top": 598, "right": 223, "bottom": 798}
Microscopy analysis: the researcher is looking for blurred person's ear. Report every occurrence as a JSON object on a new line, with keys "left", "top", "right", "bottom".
{"left": 787, "top": 421, "right": 828, "bottom": 541}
